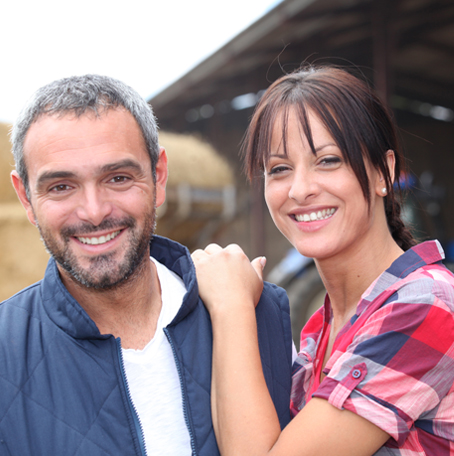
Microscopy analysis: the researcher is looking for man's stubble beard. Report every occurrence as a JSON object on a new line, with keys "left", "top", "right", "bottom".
{"left": 35, "top": 203, "right": 157, "bottom": 291}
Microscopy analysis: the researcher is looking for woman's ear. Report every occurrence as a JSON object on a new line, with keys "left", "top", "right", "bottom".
{"left": 376, "top": 150, "right": 396, "bottom": 197}
{"left": 385, "top": 150, "right": 396, "bottom": 184}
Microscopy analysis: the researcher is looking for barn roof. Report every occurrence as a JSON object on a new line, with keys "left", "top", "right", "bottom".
{"left": 151, "top": 0, "right": 454, "bottom": 126}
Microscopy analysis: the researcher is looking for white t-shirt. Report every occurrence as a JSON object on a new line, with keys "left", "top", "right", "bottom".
{"left": 122, "top": 257, "right": 191, "bottom": 455}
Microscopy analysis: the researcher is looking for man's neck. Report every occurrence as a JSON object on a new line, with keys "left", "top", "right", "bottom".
{"left": 60, "top": 257, "right": 162, "bottom": 349}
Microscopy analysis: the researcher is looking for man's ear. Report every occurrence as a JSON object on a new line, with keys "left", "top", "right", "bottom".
{"left": 11, "top": 171, "right": 36, "bottom": 226}
{"left": 155, "top": 147, "right": 168, "bottom": 208}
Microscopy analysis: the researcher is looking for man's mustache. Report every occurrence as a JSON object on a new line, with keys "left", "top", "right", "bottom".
{"left": 60, "top": 216, "right": 136, "bottom": 237}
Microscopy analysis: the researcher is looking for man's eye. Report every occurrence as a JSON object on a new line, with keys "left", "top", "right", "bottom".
{"left": 50, "top": 184, "right": 70, "bottom": 192}
{"left": 110, "top": 176, "right": 129, "bottom": 183}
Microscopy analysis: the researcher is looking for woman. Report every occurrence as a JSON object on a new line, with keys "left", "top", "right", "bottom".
{"left": 192, "top": 66, "right": 454, "bottom": 455}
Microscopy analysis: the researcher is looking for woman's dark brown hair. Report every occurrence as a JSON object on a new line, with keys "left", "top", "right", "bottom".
{"left": 242, "top": 65, "right": 415, "bottom": 251}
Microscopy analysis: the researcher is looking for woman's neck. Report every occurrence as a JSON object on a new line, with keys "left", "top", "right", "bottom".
{"left": 316, "top": 229, "right": 404, "bottom": 327}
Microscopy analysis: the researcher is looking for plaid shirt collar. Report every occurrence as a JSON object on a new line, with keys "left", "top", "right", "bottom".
{"left": 354, "top": 239, "right": 445, "bottom": 319}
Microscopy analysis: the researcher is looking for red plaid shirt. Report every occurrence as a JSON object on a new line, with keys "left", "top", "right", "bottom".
{"left": 291, "top": 240, "right": 454, "bottom": 455}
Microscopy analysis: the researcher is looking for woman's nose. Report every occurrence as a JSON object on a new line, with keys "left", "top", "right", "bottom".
{"left": 288, "top": 169, "right": 318, "bottom": 203}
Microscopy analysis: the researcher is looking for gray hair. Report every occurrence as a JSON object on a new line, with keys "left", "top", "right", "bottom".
{"left": 11, "top": 74, "right": 160, "bottom": 196}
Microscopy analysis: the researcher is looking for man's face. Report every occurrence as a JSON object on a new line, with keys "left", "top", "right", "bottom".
{"left": 12, "top": 109, "right": 167, "bottom": 290}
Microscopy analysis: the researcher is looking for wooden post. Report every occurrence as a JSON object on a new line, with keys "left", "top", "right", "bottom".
{"left": 372, "top": 0, "right": 395, "bottom": 105}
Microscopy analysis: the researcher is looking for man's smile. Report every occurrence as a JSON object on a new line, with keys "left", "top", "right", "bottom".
{"left": 77, "top": 230, "right": 121, "bottom": 245}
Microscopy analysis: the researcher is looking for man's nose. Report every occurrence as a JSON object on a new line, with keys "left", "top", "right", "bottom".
{"left": 75, "top": 186, "right": 113, "bottom": 226}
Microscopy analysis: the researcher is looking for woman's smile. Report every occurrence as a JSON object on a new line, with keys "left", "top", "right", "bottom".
{"left": 292, "top": 207, "right": 337, "bottom": 222}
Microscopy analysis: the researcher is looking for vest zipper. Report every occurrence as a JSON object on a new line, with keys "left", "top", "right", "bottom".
{"left": 116, "top": 338, "right": 148, "bottom": 456}
{"left": 164, "top": 328, "right": 198, "bottom": 455}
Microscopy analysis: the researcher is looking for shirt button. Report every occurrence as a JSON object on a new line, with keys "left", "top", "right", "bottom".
{"left": 352, "top": 369, "right": 361, "bottom": 379}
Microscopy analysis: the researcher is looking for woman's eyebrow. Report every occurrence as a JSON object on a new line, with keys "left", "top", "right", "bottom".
{"left": 269, "top": 153, "right": 288, "bottom": 159}
{"left": 269, "top": 143, "right": 337, "bottom": 158}
{"left": 314, "top": 142, "right": 337, "bottom": 153}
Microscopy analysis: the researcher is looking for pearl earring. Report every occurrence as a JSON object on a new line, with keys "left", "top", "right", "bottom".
{"left": 381, "top": 187, "right": 387, "bottom": 195}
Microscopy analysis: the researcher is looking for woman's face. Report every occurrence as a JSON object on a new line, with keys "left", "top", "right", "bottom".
{"left": 264, "top": 108, "right": 385, "bottom": 262}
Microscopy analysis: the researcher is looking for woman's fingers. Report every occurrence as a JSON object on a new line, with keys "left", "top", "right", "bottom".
{"left": 251, "top": 256, "right": 266, "bottom": 282}
{"left": 204, "top": 243, "right": 224, "bottom": 254}
{"left": 191, "top": 244, "right": 265, "bottom": 312}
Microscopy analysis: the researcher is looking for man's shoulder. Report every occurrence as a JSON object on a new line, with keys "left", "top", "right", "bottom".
{"left": 0, "top": 281, "right": 44, "bottom": 329}
{"left": 0, "top": 282, "right": 52, "bottom": 369}
{"left": 257, "top": 281, "right": 292, "bottom": 357}
{"left": 260, "top": 281, "right": 290, "bottom": 314}
{"left": 1, "top": 257, "right": 55, "bottom": 312}
{"left": 1, "top": 280, "right": 42, "bottom": 310}
{"left": 149, "top": 236, "right": 192, "bottom": 273}
{"left": 256, "top": 281, "right": 293, "bottom": 419}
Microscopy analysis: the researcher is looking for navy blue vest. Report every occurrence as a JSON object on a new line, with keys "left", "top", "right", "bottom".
{"left": 0, "top": 236, "right": 292, "bottom": 455}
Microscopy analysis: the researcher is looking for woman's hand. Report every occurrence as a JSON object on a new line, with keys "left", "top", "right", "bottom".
{"left": 192, "top": 243, "right": 266, "bottom": 315}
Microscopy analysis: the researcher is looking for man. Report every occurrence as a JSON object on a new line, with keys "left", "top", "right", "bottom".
{"left": 0, "top": 75, "right": 293, "bottom": 455}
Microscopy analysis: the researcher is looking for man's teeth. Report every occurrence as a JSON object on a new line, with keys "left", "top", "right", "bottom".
{"left": 295, "top": 208, "right": 336, "bottom": 222}
{"left": 78, "top": 230, "right": 121, "bottom": 245}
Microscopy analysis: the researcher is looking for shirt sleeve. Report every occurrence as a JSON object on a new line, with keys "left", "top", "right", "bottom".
{"left": 292, "top": 341, "right": 298, "bottom": 364}
{"left": 313, "top": 276, "right": 454, "bottom": 445}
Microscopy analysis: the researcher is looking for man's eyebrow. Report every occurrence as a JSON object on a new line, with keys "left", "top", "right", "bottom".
{"left": 36, "top": 171, "right": 76, "bottom": 189}
{"left": 100, "top": 159, "right": 143, "bottom": 174}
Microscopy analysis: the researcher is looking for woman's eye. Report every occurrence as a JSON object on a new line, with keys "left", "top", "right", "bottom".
{"left": 319, "top": 156, "right": 342, "bottom": 167}
{"left": 267, "top": 165, "right": 289, "bottom": 175}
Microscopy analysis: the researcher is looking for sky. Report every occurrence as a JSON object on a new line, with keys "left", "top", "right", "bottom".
{"left": 0, "top": 0, "right": 282, "bottom": 124}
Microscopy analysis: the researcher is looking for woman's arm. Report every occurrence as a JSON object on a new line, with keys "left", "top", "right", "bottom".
{"left": 193, "top": 244, "right": 389, "bottom": 456}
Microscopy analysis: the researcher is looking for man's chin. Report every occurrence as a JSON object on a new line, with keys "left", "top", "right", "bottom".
{"left": 57, "top": 246, "right": 150, "bottom": 291}
{"left": 70, "top": 273, "right": 128, "bottom": 291}
{"left": 59, "top": 260, "right": 130, "bottom": 290}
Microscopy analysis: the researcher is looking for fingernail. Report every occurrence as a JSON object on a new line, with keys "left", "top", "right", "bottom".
{"left": 260, "top": 257, "right": 267, "bottom": 268}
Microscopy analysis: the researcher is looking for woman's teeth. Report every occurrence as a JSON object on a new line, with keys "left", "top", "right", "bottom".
{"left": 78, "top": 230, "right": 121, "bottom": 245}
{"left": 295, "top": 208, "right": 336, "bottom": 222}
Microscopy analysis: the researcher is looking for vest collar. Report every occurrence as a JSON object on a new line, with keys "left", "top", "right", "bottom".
{"left": 40, "top": 236, "right": 198, "bottom": 339}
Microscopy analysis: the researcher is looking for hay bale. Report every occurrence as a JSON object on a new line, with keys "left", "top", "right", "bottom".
{"left": 159, "top": 131, "right": 233, "bottom": 188}
{"left": 0, "top": 203, "right": 49, "bottom": 301}
{"left": 0, "top": 123, "right": 48, "bottom": 300}
{"left": 156, "top": 132, "right": 236, "bottom": 248}
{"left": 0, "top": 123, "right": 17, "bottom": 203}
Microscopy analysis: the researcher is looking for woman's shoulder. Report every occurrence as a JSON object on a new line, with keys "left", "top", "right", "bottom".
{"left": 395, "top": 239, "right": 454, "bottom": 306}
{"left": 365, "top": 240, "right": 454, "bottom": 311}
{"left": 395, "top": 261, "right": 454, "bottom": 313}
